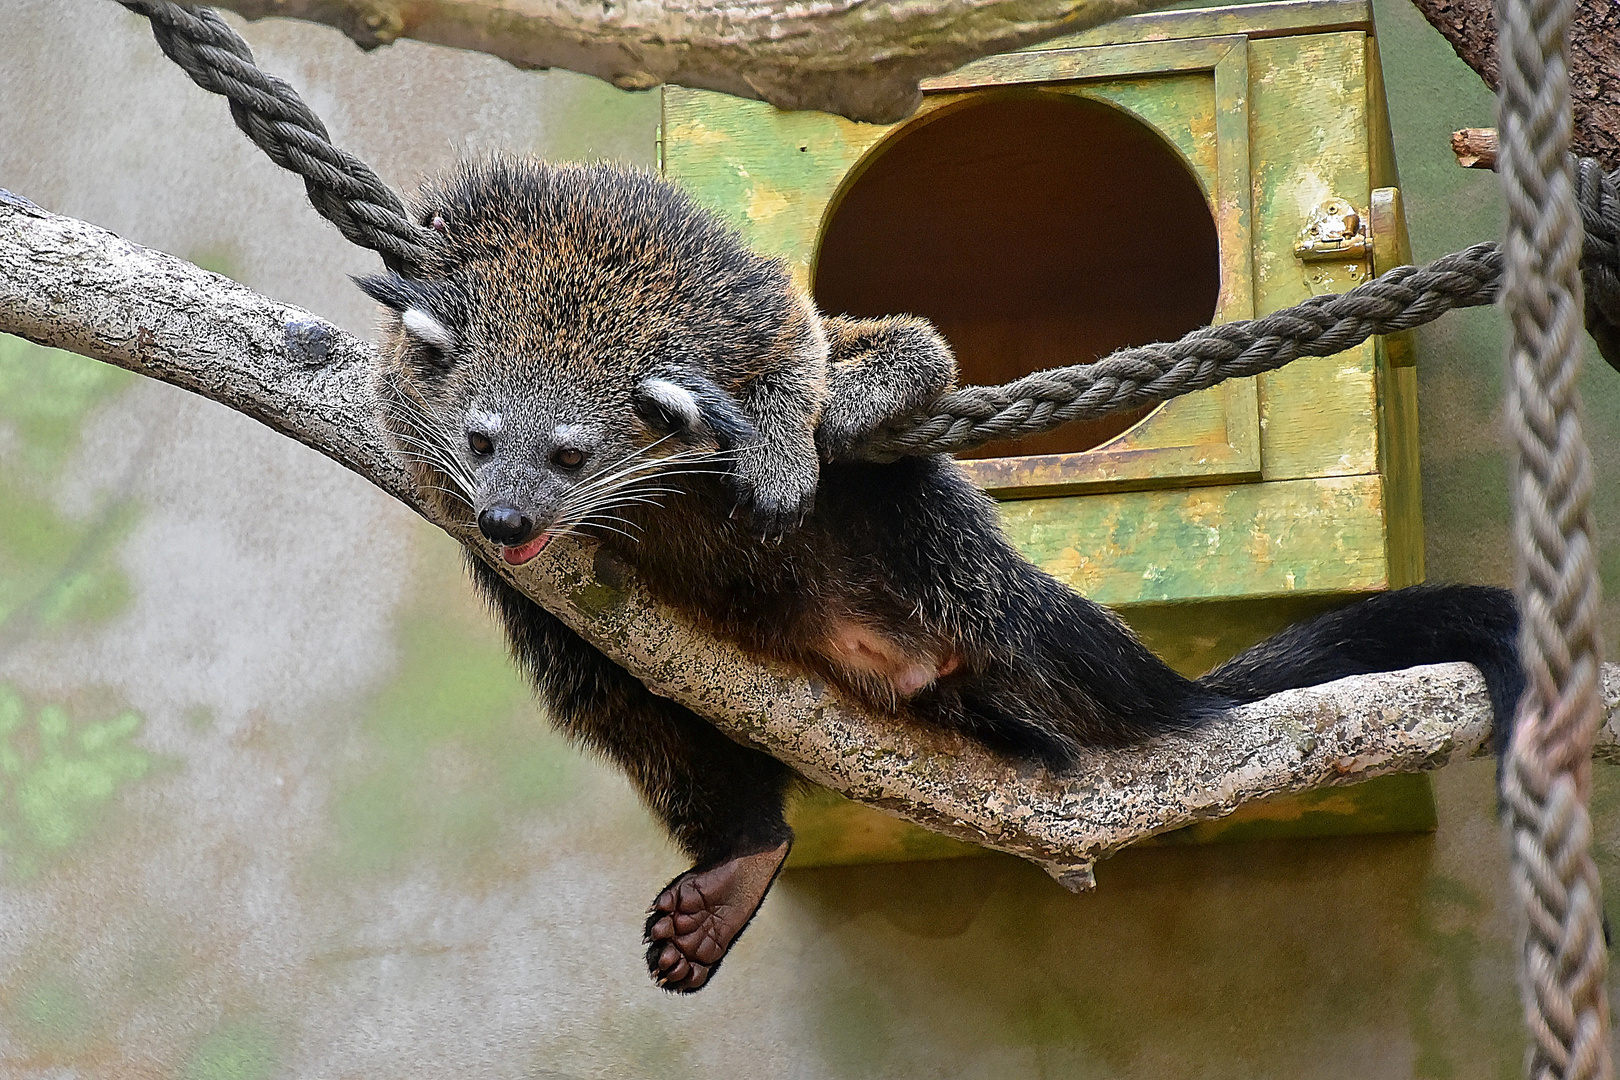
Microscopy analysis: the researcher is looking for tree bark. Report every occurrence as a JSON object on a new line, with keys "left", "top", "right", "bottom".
{"left": 198, "top": 0, "right": 1174, "bottom": 124}
{"left": 6, "top": 191, "right": 1619, "bottom": 890}
{"left": 1410, "top": 0, "right": 1620, "bottom": 169}
{"left": 119, "top": 0, "right": 1618, "bottom": 153}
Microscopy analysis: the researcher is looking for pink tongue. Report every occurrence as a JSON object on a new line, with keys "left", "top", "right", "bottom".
{"left": 502, "top": 532, "right": 552, "bottom": 566}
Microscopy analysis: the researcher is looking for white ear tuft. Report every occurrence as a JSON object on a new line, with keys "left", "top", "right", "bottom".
{"left": 402, "top": 307, "right": 457, "bottom": 353}
{"left": 640, "top": 377, "right": 701, "bottom": 429}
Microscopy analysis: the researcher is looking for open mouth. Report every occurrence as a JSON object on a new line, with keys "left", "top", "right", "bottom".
{"left": 500, "top": 532, "right": 553, "bottom": 566}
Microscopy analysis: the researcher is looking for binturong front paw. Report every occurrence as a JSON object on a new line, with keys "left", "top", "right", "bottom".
{"left": 815, "top": 315, "right": 958, "bottom": 461}
{"left": 815, "top": 395, "right": 896, "bottom": 461}
{"left": 727, "top": 441, "right": 818, "bottom": 541}
{"left": 643, "top": 842, "right": 791, "bottom": 993}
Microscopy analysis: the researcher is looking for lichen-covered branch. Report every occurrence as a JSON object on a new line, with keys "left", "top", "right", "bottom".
{"left": 202, "top": 0, "right": 1174, "bottom": 123}
{"left": 5, "top": 192, "right": 1619, "bottom": 890}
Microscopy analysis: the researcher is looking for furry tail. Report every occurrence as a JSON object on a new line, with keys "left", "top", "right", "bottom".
{"left": 1198, "top": 584, "right": 1522, "bottom": 755}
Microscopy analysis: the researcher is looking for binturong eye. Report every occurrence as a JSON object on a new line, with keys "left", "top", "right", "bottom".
{"left": 468, "top": 431, "right": 494, "bottom": 456}
{"left": 552, "top": 447, "right": 586, "bottom": 470}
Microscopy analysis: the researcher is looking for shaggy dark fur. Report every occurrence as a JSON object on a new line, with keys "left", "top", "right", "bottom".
{"left": 359, "top": 156, "right": 1522, "bottom": 993}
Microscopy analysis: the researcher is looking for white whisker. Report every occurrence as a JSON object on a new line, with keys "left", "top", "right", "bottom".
{"left": 382, "top": 397, "right": 480, "bottom": 493}
{"left": 571, "top": 512, "right": 643, "bottom": 530}
{"left": 391, "top": 447, "right": 476, "bottom": 496}
{"left": 569, "top": 521, "right": 641, "bottom": 542}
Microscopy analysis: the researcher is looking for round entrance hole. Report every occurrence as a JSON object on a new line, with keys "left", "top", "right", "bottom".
{"left": 814, "top": 92, "right": 1223, "bottom": 460}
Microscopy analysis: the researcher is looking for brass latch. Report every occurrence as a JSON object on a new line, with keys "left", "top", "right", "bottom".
{"left": 1294, "top": 197, "right": 1371, "bottom": 295}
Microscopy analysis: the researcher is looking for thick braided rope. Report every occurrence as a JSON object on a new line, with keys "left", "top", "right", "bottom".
{"left": 1496, "top": 0, "right": 1612, "bottom": 1066}
{"left": 857, "top": 166, "right": 1620, "bottom": 460}
{"left": 1504, "top": 760, "right": 1612, "bottom": 1080}
{"left": 852, "top": 243, "right": 1505, "bottom": 459}
{"left": 114, "top": 0, "right": 438, "bottom": 272}
{"left": 1577, "top": 159, "right": 1620, "bottom": 372}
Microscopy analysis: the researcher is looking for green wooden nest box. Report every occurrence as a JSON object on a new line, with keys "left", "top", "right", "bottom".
{"left": 660, "top": 0, "right": 1435, "bottom": 868}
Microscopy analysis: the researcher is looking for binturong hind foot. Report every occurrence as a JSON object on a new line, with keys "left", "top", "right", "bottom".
{"left": 644, "top": 841, "right": 791, "bottom": 992}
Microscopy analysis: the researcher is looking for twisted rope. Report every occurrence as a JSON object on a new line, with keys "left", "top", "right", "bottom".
{"left": 858, "top": 163, "right": 1620, "bottom": 460}
{"left": 1578, "top": 159, "right": 1620, "bottom": 371}
{"left": 114, "top": 0, "right": 438, "bottom": 272}
{"left": 1495, "top": 0, "right": 1612, "bottom": 1066}
{"left": 853, "top": 243, "right": 1506, "bottom": 459}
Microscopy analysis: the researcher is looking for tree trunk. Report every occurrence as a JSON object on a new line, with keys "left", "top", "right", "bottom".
{"left": 198, "top": 0, "right": 1175, "bottom": 124}
{"left": 1410, "top": 0, "right": 1620, "bottom": 168}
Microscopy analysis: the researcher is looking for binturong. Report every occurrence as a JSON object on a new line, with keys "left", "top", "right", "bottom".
{"left": 360, "top": 155, "right": 1525, "bottom": 994}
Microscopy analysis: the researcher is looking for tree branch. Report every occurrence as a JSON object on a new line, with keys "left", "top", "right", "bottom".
{"left": 6, "top": 192, "right": 1618, "bottom": 890}
{"left": 1409, "top": 0, "right": 1619, "bottom": 168}
{"left": 1453, "top": 126, "right": 1500, "bottom": 170}
{"left": 197, "top": 0, "right": 1175, "bottom": 124}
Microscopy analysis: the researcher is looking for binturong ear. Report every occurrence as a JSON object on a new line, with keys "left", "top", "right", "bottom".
{"left": 353, "top": 272, "right": 463, "bottom": 380}
{"left": 633, "top": 371, "right": 758, "bottom": 451}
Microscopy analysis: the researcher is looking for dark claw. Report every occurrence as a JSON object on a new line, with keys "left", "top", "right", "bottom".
{"left": 725, "top": 467, "right": 816, "bottom": 543}
{"left": 814, "top": 414, "right": 868, "bottom": 461}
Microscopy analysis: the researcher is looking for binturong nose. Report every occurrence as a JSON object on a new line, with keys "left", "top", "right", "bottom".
{"left": 478, "top": 501, "right": 534, "bottom": 546}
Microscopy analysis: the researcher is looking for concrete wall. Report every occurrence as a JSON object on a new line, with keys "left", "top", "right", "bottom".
{"left": 1, "top": 0, "right": 1617, "bottom": 1076}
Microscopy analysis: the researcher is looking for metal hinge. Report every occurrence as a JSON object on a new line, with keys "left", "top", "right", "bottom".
{"left": 1294, "top": 197, "right": 1371, "bottom": 296}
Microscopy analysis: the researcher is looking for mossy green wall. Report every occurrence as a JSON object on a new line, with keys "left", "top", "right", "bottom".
{"left": 1, "top": 0, "right": 1616, "bottom": 1076}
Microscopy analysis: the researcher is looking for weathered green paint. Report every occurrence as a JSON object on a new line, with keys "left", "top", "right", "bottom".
{"left": 928, "top": 42, "right": 1268, "bottom": 495}
{"left": 1047, "top": 0, "right": 1374, "bottom": 49}
{"left": 1367, "top": 57, "right": 1425, "bottom": 586}
{"left": 1378, "top": 341, "right": 1426, "bottom": 588}
{"left": 1003, "top": 474, "right": 1393, "bottom": 603}
{"left": 788, "top": 785, "right": 986, "bottom": 868}
{"left": 1248, "top": 33, "right": 1382, "bottom": 483}
{"left": 661, "top": 17, "right": 1411, "bottom": 591}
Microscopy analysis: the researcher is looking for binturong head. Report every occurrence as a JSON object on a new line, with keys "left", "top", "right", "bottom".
{"left": 358, "top": 156, "right": 800, "bottom": 564}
